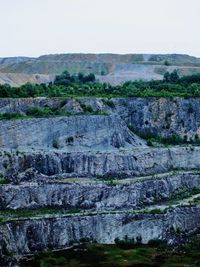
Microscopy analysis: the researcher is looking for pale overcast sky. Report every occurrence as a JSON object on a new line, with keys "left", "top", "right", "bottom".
{"left": 0, "top": 0, "right": 200, "bottom": 57}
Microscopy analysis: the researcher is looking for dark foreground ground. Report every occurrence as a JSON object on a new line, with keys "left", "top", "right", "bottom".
{"left": 20, "top": 237, "right": 200, "bottom": 267}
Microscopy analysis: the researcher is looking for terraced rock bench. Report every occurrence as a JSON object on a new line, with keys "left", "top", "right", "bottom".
{"left": 0, "top": 97, "right": 200, "bottom": 266}
{"left": 0, "top": 205, "right": 199, "bottom": 257}
{"left": 0, "top": 171, "right": 200, "bottom": 210}
{"left": 1, "top": 147, "right": 200, "bottom": 180}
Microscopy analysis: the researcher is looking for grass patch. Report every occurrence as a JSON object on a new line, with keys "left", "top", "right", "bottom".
{"left": 128, "top": 124, "right": 200, "bottom": 146}
{"left": 0, "top": 113, "right": 25, "bottom": 120}
{"left": 20, "top": 236, "right": 200, "bottom": 267}
{"left": 169, "top": 187, "right": 200, "bottom": 202}
{"left": 0, "top": 106, "right": 109, "bottom": 120}
{"left": 140, "top": 208, "right": 168, "bottom": 214}
{"left": 0, "top": 208, "right": 82, "bottom": 223}
{"left": 26, "top": 107, "right": 73, "bottom": 117}
{"left": 190, "top": 196, "right": 200, "bottom": 205}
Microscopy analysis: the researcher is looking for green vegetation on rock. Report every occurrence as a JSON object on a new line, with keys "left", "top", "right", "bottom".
{"left": 0, "top": 175, "right": 9, "bottom": 185}
{"left": 128, "top": 124, "right": 200, "bottom": 146}
{"left": 0, "top": 113, "right": 25, "bottom": 120}
{"left": 0, "top": 106, "right": 109, "bottom": 120}
{"left": 0, "top": 208, "right": 82, "bottom": 223}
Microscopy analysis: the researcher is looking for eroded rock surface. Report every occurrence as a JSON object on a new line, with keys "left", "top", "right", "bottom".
{"left": 1, "top": 147, "right": 200, "bottom": 179}
{"left": 0, "top": 97, "right": 200, "bottom": 266}
{"left": 0, "top": 172, "right": 199, "bottom": 210}
{"left": 1, "top": 97, "right": 200, "bottom": 139}
{"left": 0, "top": 206, "right": 199, "bottom": 256}
{"left": 0, "top": 115, "right": 146, "bottom": 150}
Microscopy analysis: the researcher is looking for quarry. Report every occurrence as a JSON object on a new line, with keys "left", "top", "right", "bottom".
{"left": 0, "top": 96, "right": 200, "bottom": 266}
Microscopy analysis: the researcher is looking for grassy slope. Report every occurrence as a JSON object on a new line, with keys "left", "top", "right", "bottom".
{"left": 20, "top": 242, "right": 200, "bottom": 267}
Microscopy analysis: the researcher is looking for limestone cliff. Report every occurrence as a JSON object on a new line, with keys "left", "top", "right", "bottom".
{"left": 1, "top": 97, "right": 200, "bottom": 139}
{"left": 0, "top": 97, "right": 200, "bottom": 266}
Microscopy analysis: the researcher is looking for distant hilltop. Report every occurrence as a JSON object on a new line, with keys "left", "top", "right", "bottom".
{"left": 0, "top": 53, "right": 200, "bottom": 86}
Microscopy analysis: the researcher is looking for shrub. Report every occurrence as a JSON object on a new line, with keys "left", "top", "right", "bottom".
{"left": 26, "top": 107, "right": 54, "bottom": 117}
{"left": 164, "top": 60, "right": 170, "bottom": 66}
{"left": 0, "top": 113, "right": 24, "bottom": 120}
{"left": 146, "top": 208, "right": 164, "bottom": 214}
{"left": 26, "top": 107, "right": 72, "bottom": 117}
{"left": 114, "top": 236, "right": 136, "bottom": 249}
{"left": 188, "top": 104, "right": 194, "bottom": 113}
{"left": 148, "top": 239, "right": 167, "bottom": 248}
{"left": 52, "top": 139, "right": 59, "bottom": 149}
{"left": 102, "top": 99, "right": 115, "bottom": 108}
{"left": 79, "top": 103, "right": 93, "bottom": 113}
{"left": 127, "top": 124, "right": 135, "bottom": 132}
{"left": 0, "top": 175, "right": 9, "bottom": 184}
{"left": 147, "top": 139, "right": 154, "bottom": 146}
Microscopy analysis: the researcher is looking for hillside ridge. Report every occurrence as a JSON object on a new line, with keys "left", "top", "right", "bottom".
{"left": 1, "top": 53, "right": 200, "bottom": 86}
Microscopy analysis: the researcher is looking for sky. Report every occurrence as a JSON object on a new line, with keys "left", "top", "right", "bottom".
{"left": 0, "top": 0, "right": 200, "bottom": 58}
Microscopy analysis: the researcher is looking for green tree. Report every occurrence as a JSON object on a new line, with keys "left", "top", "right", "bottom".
{"left": 170, "top": 69, "right": 179, "bottom": 83}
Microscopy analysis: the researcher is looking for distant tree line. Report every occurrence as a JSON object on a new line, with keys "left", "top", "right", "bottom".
{"left": 1, "top": 70, "right": 200, "bottom": 98}
{"left": 54, "top": 71, "right": 95, "bottom": 86}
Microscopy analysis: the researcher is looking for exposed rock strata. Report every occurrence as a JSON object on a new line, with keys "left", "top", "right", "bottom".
{"left": 0, "top": 97, "right": 200, "bottom": 266}
{"left": 1, "top": 147, "right": 200, "bottom": 179}
{"left": 0, "top": 206, "right": 199, "bottom": 256}
{"left": 1, "top": 97, "right": 200, "bottom": 139}
{"left": 0, "top": 115, "right": 145, "bottom": 150}
{"left": 0, "top": 172, "right": 199, "bottom": 210}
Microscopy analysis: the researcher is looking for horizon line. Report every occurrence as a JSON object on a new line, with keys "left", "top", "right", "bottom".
{"left": 1, "top": 52, "right": 200, "bottom": 59}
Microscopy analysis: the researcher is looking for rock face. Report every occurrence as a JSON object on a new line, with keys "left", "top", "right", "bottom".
{"left": 1, "top": 205, "right": 200, "bottom": 256}
{"left": 0, "top": 98, "right": 62, "bottom": 114}
{"left": 1, "top": 97, "right": 200, "bottom": 139}
{"left": 115, "top": 98, "right": 200, "bottom": 140}
{"left": 0, "top": 97, "right": 200, "bottom": 266}
{"left": 0, "top": 172, "right": 199, "bottom": 210}
{"left": 1, "top": 147, "right": 200, "bottom": 179}
{"left": 0, "top": 115, "right": 145, "bottom": 150}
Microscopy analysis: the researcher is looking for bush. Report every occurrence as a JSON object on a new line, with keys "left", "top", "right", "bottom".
{"left": 188, "top": 104, "right": 194, "bottom": 113}
{"left": 114, "top": 235, "right": 143, "bottom": 249}
{"left": 148, "top": 239, "right": 167, "bottom": 248}
{"left": 147, "top": 139, "right": 154, "bottom": 146}
{"left": 0, "top": 175, "right": 9, "bottom": 184}
{"left": 0, "top": 113, "right": 24, "bottom": 120}
{"left": 26, "top": 107, "right": 72, "bottom": 117}
{"left": 27, "top": 107, "right": 54, "bottom": 117}
{"left": 184, "top": 236, "right": 200, "bottom": 253}
{"left": 79, "top": 103, "right": 93, "bottom": 113}
{"left": 114, "top": 236, "right": 136, "bottom": 249}
{"left": 102, "top": 99, "right": 115, "bottom": 108}
{"left": 52, "top": 139, "right": 59, "bottom": 149}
